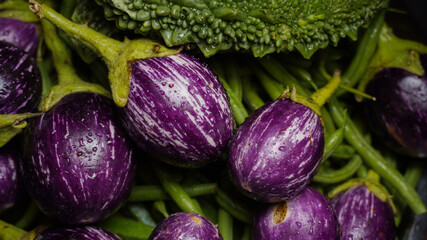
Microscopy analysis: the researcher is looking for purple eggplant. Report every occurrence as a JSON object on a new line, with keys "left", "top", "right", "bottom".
{"left": 331, "top": 185, "right": 396, "bottom": 240}
{"left": 252, "top": 187, "right": 340, "bottom": 240}
{"left": 0, "top": 141, "right": 26, "bottom": 211}
{"left": 148, "top": 212, "right": 222, "bottom": 240}
{"left": 0, "top": 41, "right": 41, "bottom": 114}
{"left": 119, "top": 53, "right": 234, "bottom": 168}
{"left": 34, "top": 225, "right": 121, "bottom": 240}
{"left": 228, "top": 98, "right": 324, "bottom": 202}
{"left": 364, "top": 59, "right": 427, "bottom": 158}
{"left": 21, "top": 93, "right": 136, "bottom": 224}
{"left": 0, "top": 18, "right": 39, "bottom": 56}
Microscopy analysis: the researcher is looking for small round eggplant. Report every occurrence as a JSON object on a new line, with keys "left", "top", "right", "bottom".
{"left": 34, "top": 225, "right": 120, "bottom": 240}
{"left": 0, "top": 41, "right": 41, "bottom": 114}
{"left": 331, "top": 185, "right": 396, "bottom": 240}
{"left": 228, "top": 98, "right": 324, "bottom": 202}
{"left": 364, "top": 58, "right": 427, "bottom": 158}
{"left": 252, "top": 187, "right": 340, "bottom": 240}
{"left": 148, "top": 212, "right": 222, "bottom": 240}
{"left": 0, "top": 141, "right": 26, "bottom": 211}
{"left": 119, "top": 53, "right": 234, "bottom": 168}
{"left": 21, "top": 93, "right": 136, "bottom": 224}
{"left": 0, "top": 18, "right": 39, "bottom": 56}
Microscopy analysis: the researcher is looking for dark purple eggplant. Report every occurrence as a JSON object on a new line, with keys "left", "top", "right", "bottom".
{"left": 364, "top": 61, "right": 427, "bottom": 158}
{"left": 21, "top": 93, "right": 136, "bottom": 224}
{"left": 228, "top": 98, "right": 324, "bottom": 202}
{"left": 0, "top": 41, "right": 41, "bottom": 114}
{"left": 0, "top": 141, "right": 26, "bottom": 212}
{"left": 34, "top": 225, "right": 121, "bottom": 240}
{"left": 148, "top": 212, "right": 222, "bottom": 240}
{"left": 0, "top": 18, "right": 39, "bottom": 56}
{"left": 331, "top": 185, "right": 396, "bottom": 240}
{"left": 119, "top": 53, "right": 234, "bottom": 168}
{"left": 252, "top": 187, "right": 340, "bottom": 240}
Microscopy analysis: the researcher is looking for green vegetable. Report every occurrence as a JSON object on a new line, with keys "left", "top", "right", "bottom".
{"left": 94, "top": 0, "right": 388, "bottom": 58}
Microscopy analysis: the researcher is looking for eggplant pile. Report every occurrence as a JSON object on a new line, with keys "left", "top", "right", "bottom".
{"left": 1, "top": 0, "right": 427, "bottom": 240}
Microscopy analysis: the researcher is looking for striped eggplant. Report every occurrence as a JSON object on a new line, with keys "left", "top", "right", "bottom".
{"left": 34, "top": 225, "right": 121, "bottom": 240}
{"left": 0, "top": 41, "right": 41, "bottom": 114}
{"left": 364, "top": 55, "right": 427, "bottom": 158}
{"left": 228, "top": 98, "right": 324, "bottom": 202}
{"left": 148, "top": 212, "right": 223, "bottom": 240}
{"left": 0, "top": 18, "right": 39, "bottom": 56}
{"left": 21, "top": 93, "right": 136, "bottom": 224}
{"left": 119, "top": 53, "right": 234, "bottom": 168}
{"left": 0, "top": 140, "right": 26, "bottom": 212}
{"left": 331, "top": 185, "right": 396, "bottom": 240}
{"left": 253, "top": 187, "right": 340, "bottom": 240}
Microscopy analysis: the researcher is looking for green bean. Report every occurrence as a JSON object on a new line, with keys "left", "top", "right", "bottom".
{"left": 15, "top": 201, "right": 39, "bottom": 229}
{"left": 253, "top": 66, "right": 284, "bottom": 100}
{"left": 242, "top": 77, "right": 265, "bottom": 111}
{"left": 357, "top": 165, "right": 368, "bottom": 179}
{"left": 218, "top": 208, "right": 233, "bottom": 240}
{"left": 258, "top": 58, "right": 310, "bottom": 97}
{"left": 127, "top": 204, "right": 157, "bottom": 227}
{"left": 215, "top": 189, "right": 253, "bottom": 224}
{"left": 323, "top": 119, "right": 345, "bottom": 161}
{"left": 337, "top": 10, "right": 385, "bottom": 96}
{"left": 128, "top": 183, "right": 218, "bottom": 202}
{"left": 153, "top": 201, "right": 169, "bottom": 218}
{"left": 328, "top": 97, "right": 427, "bottom": 214}
{"left": 330, "top": 144, "right": 356, "bottom": 159}
{"left": 152, "top": 162, "right": 204, "bottom": 215}
{"left": 97, "top": 215, "right": 154, "bottom": 240}
{"left": 313, "top": 155, "right": 363, "bottom": 184}
{"left": 240, "top": 225, "right": 251, "bottom": 240}
{"left": 395, "top": 161, "right": 424, "bottom": 226}
{"left": 225, "top": 58, "right": 243, "bottom": 102}
{"left": 284, "top": 63, "right": 318, "bottom": 91}
{"left": 321, "top": 107, "right": 336, "bottom": 136}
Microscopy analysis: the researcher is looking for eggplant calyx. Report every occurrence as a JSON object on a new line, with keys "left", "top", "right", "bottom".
{"left": 279, "top": 86, "right": 321, "bottom": 117}
{"left": 357, "top": 23, "right": 427, "bottom": 97}
{"left": 328, "top": 170, "right": 397, "bottom": 215}
{"left": 29, "top": 0, "right": 182, "bottom": 107}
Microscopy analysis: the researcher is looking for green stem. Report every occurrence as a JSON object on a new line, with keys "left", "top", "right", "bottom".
{"left": 253, "top": 66, "right": 284, "bottom": 100}
{"left": 328, "top": 97, "right": 427, "bottom": 214}
{"left": 15, "top": 201, "right": 39, "bottom": 229}
{"left": 323, "top": 118, "right": 345, "bottom": 161}
{"left": 215, "top": 189, "right": 253, "bottom": 224}
{"left": 218, "top": 208, "right": 233, "bottom": 240}
{"left": 0, "top": 219, "right": 27, "bottom": 240}
{"left": 128, "top": 183, "right": 218, "bottom": 202}
{"left": 314, "top": 155, "right": 363, "bottom": 184}
{"left": 337, "top": 10, "right": 385, "bottom": 95}
{"left": 311, "top": 70, "right": 341, "bottom": 107}
{"left": 152, "top": 162, "right": 204, "bottom": 215}
{"left": 320, "top": 107, "right": 336, "bottom": 136}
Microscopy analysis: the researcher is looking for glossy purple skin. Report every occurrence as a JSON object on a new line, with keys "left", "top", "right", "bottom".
{"left": 331, "top": 185, "right": 396, "bottom": 240}
{"left": 35, "top": 225, "right": 121, "bottom": 240}
{"left": 0, "top": 18, "right": 39, "bottom": 56}
{"left": 149, "top": 212, "right": 222, "bottom": 240}
{"left": 253, "top": 187, "right": 340, "bottom": 240}
{"left": 21, "top": 93, "right": 136, "bottom": 224}
{"left": 0, "top": 141, "right": 25, "bottom": 211}
{"left": 0, "top": 41, "right": 41, "bottom": 114}
{"left": 364, "top": 59, "right": 427, "bottom": 158}
{"left": 228, "top": 99, "right": 324, "bottom": 202}
{"left": 119, "top": 53, "right": 234, "bottom": 168}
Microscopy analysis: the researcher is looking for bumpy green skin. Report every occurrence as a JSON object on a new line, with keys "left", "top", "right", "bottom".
{"left": 95, "top": 0, "right": 388, "bottom": 58}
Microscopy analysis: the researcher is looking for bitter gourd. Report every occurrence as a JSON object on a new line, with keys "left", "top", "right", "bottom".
{"left": 94, "top": 0, "right": 388, "bottom": 58}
